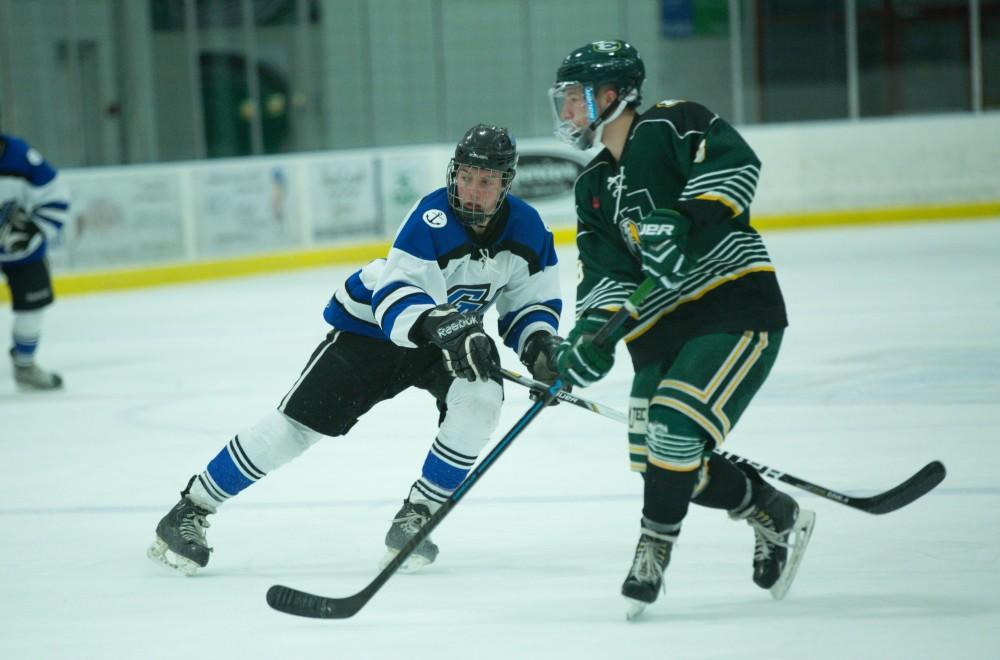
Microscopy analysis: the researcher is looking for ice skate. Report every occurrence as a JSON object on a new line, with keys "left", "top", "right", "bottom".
{"left": 621, "top": 524, "right": 674, "bottom": 620}
{"left": 10, "top": 349, "right": 63, "bottom": 390}
{"left": 732, "top": 466, "right": 815, "bottom": 600}
{"left": 380, "top": 499, "right": 439, "bottom": 573}
{"left": 147, "top": 479, "right": 214, "bottom": 576}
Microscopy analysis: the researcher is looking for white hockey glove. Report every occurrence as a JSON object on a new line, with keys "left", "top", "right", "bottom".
{"left": 421, "top": 304, "right": 497, "bottom": 382}
{"left": 520, "top": 332, "right": 569, "bottom": 404}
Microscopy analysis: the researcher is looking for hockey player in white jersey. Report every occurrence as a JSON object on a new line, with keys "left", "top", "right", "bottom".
{"left": 149, "top": 124, "right": 564, "bottom": 576}
{"left": 1, "top": 133, "right": 70, "bottom": 390}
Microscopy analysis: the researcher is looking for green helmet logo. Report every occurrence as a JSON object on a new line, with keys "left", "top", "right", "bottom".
{"left": 592, "top": 40, "right": 624, "bottom": 53}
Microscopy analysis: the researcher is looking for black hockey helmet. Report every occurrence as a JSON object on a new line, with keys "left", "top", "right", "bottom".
{"left": 549, "top": 40, "right": 645, "bottom": 149}
{"left": 446, "top": 124, "right": 518, "bottom": 228}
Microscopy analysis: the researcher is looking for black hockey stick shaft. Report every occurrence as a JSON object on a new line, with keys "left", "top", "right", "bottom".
{"left": 501, "top": 370, "right": 946, "bottom": 515}
{"left": 265, "top": 378, "right": 564, "bottom": 619}
{"left": 714, "top": 451, "right": 946, "bottom": 515}
{"left": 590, "top": 278, "right": 656, "bottom": 346}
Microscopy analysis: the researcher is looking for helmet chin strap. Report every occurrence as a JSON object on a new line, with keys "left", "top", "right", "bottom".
{"left": 584, "top": 86, "right": 637, "bottom": 149}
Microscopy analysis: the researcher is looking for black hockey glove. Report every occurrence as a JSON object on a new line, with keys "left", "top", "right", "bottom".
{"left": 0, "top": 202, "right": 39, "bottom": 254}
{"left": 521, "top": 331, "right": 570, "bottom": 404}
{"left": 421, "top": 304, "right": 497, "bottom": 382}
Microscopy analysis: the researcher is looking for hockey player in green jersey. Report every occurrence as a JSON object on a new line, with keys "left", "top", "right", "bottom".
{"left": 547, "top": 40, "right": 815, "bottom": 619}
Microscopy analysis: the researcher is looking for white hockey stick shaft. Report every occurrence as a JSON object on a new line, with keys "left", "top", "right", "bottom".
{"left": 500, "top": 368, "right": 626, "bottom": 423}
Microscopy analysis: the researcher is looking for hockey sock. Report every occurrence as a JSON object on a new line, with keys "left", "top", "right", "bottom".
{"left": 11, "top": 310, "right": 43, "bottom": 366}
{"left": 410, "top": 437, "right": 477, "bottom": 509}
{"left": 691, "top": 453, "right": 752, "bottom": 510}
{"left": 188, "top": 434, "right": 267, "bottom": 509}
{"left": 187, "top": 410, "right": 321, "bottom": 510}
{"left": 642, "top": 463, "right": 700, "bottom": 527}
{"left": 641, "top": 516, "right": 682, "bottom": 542}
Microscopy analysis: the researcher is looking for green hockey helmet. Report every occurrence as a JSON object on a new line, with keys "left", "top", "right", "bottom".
{"left": 549, "top": 40, "right": 645, "bottom": 150}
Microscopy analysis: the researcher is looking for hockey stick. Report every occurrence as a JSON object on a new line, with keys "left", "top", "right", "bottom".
{"left": 501, "top": 367, "right": 628, "bottom": 423}
{"left": 501, "top": 369, "right": 945, "bottom": 515}
{"left": 591, "top": 278, "right": 656, "bottom": 345}
{"left": 265, "top": 283, "right": 656, "bottom": 619}
{"left": 265, "top": 378, "right": 564, "bottom": 619}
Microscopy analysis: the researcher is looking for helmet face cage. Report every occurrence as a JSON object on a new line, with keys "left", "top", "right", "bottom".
{"left": 446, "top": 124, "right": 517, "bottom": 227}
{"left": 549, "top": 82, "right": 601, "bottom": 150}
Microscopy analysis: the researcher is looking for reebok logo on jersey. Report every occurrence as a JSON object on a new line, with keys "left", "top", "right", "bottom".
{"left": 423, "top": 209, "right": 447, "bottom": 228}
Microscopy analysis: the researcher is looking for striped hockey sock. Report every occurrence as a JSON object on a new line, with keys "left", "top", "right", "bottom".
{"left": 410, "top": 437, "right": 477, "bottom": 508}
{"left": 11, "top": 310, "right": 43, "bottom": 366}
{"left": 188, "top": 435, "right": 267, "bottom": 509}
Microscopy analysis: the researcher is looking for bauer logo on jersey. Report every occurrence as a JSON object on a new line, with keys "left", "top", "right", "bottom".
{"left": 422, "top": 209, "right": 447, "bottom": 228}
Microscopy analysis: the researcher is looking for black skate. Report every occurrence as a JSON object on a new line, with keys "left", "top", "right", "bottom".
{"left": 731, "top": 465, "right": 815, "bottom": 600}
{"left": 621, "top": 524, "right": 675, "bottom": 620}
{"left": 10, "top": 349, "right": 63, "bottom": 390}
{"left": 380, "top": 499, "right": 439, "bottom": 573}
{"left": 147, "top": 478, "right": 214, "bottom": 576}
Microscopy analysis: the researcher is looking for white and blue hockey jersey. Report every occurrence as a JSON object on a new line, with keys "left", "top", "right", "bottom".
{"left": 324, "top": 187, "right": 561, "bottom": 358}
{"left": 0, "top": 135, "right": 70, "bottom": 266}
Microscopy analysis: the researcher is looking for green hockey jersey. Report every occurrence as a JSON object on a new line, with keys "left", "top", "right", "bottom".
{"left": 573, "top": 100, "right": 787, "bottom": 369}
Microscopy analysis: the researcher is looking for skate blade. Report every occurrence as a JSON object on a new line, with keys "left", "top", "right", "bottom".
{"left": 769, "top": 509, "right": 816, "bottom": 600}
{"left": 14, "top": 380, "right": 64, "bottom": 392}
{"left": 624, "top": 598, "right": 649, "bottom": 621}
{"left": 147, "top": 538, "right": 201, "bottom": 577}
{"left": 379, "top": 549, "right": 433, "bottom": 574}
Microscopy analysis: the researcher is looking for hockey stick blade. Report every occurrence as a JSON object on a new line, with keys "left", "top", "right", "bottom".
{"left": 266, "top": 380, "right": 563, "bottom": 619}
{"left": 853, "top": 460, "right": 946, "bottom": 514}
{"left": 267, "top": 583, "right": 360, "bottom": 619}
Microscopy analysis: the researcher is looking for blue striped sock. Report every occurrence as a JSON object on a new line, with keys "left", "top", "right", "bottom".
{"left": 196, "top": 435, "right": 267, "bottom": 504}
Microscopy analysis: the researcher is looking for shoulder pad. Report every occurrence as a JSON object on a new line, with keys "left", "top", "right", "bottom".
{"left": 638, "top": 100, "right": 716, "bottom": 136}
{"left": 0, "top": 135, "right": 56, "bottom": 185}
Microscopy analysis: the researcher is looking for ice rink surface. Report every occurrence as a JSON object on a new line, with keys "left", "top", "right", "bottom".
{"left": 2, "top": 219, "right": 999, "bottom": 659}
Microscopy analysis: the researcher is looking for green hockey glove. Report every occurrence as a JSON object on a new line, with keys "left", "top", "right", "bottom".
{"left": 639, "top": 208, "right": 691, "bottom": 291}
{"left": 553, "top": 314, "right": 618, "bottom": 387}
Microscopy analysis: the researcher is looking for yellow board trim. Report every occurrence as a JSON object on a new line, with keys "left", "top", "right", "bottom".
{"left": 0, "top": 242, "right": 390, "bottom": 303}
{"left": 552, "top": 200, "right": 1000, "bottom": 244}
{"left": 751, "top": 200, "right": 1000, "bottom": 232}
{"left": 2, "top": 200, "right": 996, "bottom": 303}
